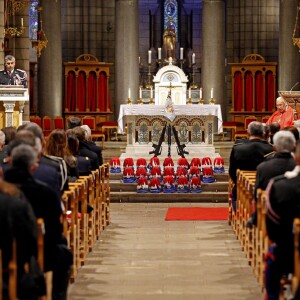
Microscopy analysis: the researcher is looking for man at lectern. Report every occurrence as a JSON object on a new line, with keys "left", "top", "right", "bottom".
{"left": 266, "top": 96, "right": 295, "bottom": 128}
{"left": 0, "top": 55, "right": 28, "bottom": 87}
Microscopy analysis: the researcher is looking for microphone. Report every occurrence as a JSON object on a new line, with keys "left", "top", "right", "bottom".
{"left": 290, "top": 82, "right": 300, "bottom": 93}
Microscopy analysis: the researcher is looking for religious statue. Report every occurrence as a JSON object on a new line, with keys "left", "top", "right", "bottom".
{"left": 163, "top": 26, "right": 176, "bottom": 60}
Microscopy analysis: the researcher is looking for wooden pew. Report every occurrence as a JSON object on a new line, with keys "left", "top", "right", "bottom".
{"left": 91, "top": 169, "right": 101, "bottom": 240}
{"left": 104, "top": 163, "right": 111, "bottom": 226}
{"left": 293, "top": 218, "right": 300, "bottom": 297}
{"left": 63, "top": 186, "right": 80, "bottom": 282}
{"left": 256, "top": 189, "right": 269, "bottom": 290}
{"left": 69, "top": 179, "right": 89, "bottom": 266}
{"left": 228, "top": 177, "right": 234, "bottom": 226}
{"left": 8, "top": 241, "right": 17, "bottom": 300}
{"left": 0, "top": 249, "right": 2, "bottom": 300}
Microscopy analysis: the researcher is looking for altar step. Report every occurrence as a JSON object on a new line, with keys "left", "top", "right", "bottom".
{"left": 110, "top": 173, "right": 229, "bottom": 203}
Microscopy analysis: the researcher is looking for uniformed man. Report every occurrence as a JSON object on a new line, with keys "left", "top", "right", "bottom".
{"left": 0, "top": 55, "right": 27, "bottom": 87}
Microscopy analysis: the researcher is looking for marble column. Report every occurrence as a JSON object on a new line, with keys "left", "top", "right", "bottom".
{"left": 115, "top": 0, "right": 139, "bottom": 120}
{"left": 278, "top": 0, "right": 300, "bottom": 91}
{"left": 202, "top": 0, "right": 225, "bottom": 119}
{"left": 16, "top": 6, "right": 31, "bottom": 121}
{"left": 38, "top": 0, "right": 62, "bottom": 117}
{"left": 0, "top": 0, "right": 5, "bottom": 69}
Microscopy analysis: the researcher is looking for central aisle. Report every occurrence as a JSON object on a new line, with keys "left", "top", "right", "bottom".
{"left": 68, "top": 203, "right": 262, "bottom": 300}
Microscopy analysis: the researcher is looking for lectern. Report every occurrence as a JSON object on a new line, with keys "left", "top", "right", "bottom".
{"left": 278, "top": 91, "right": 300, "bottom": 120}
{"left": 0, "top": 85, "right": 29, "bottom": 127}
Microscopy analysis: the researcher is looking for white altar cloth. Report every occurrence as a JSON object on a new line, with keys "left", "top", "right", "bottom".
{"left": 118, "top": 104, "right": 223, "bottom": 133}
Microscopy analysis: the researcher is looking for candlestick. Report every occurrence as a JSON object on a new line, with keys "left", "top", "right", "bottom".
{"left": 192, "top": 53, "right": 195, "bottom": 64}
{"left": 200, "top": 88, "right": 202, "bottom": 99}
{"left": 148, "top": 50, "right": 152, "bottom": 64}
{"left": 21, "top": 18, "right": 23, "bottom": 27}
{"left": 139, "top": 87, "right": 142, "bottom": 99}
{"left": 210, "top": 88, "right": 213, "bottom": 99}
{"left": 180, "top": 48, "right": 183, "bottom": 60}
{"left": 158, "top": 48, "right": 161, "bottom": 60}
{"left": 128, "top": 88, "right": 131, "bottom": 99}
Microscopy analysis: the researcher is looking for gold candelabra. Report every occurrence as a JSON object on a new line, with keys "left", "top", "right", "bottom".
{"left": 145, "top": 63, "right": 153, "bottom": 89}
{"left": 127, "top": 98, "right": 132, "bottom": 105}
{"left": 190, "top": 63, "right": 198, "bottom": 89}
{"left": 3, "top": 25, "right": 24, "bottom": 38}
{"left": 157, "top": 59, "right": 163, "bottom": 69}
{"left": 209, "top": 98, "right": 215, "bottom": 105}
{"left": 180, "top": 59, "right": 185, "bottom": 70}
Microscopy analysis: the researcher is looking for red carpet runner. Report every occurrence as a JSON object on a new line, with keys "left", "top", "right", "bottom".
{"left": 165, "top": 207, "right": 228, "bottom": 221}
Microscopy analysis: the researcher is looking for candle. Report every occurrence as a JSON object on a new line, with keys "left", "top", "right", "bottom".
{"left": 192, "top": 53, "right": 195, "bottom": 64}
{"left": 200, "top": 88, "right": 202, "bottom": 99}
{"left": 139, "top": 87, "right": 142, "bottom": 99}
{"left": 180, "top": 48, "right": 184, "bottom": 60}
{"left": 211, "top": 88, "right": 214, "bottom": 99}
{"left": 138, "top": 56, "right": 140, "bottom": 64}
{"left": 188, "top": 88, "right": 191, "bottom": 99}
{"left": 150, "top": 87, "right": 153, "bottom": 99}
{"left": 128, "top": 88, "right": 131, "bottom": 99}
{"left": 21, "top": 18, "right": 23, "bottom": 27}
{"left": 148, "top": 50, "right": 152, "bottom": 64}
{"left": 158, "top": 48, "right": 161, "bottom": 60}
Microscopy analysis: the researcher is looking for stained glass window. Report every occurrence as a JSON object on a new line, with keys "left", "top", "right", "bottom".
{"left": 164, "top": 0, "right": 178, "bottom": 38}
{"left": 29, "top": 0, "right": 39, "bottom": 40}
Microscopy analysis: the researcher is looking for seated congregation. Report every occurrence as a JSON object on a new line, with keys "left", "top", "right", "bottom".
{"left": 0, "top": 117, "right": 110, "bottom": 299}
{"left": 228, "top": 119, "right": 300, "bottom": 300}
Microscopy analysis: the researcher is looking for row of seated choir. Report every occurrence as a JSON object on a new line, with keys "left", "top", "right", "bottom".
{"left": 228, "top": 169, "right": 300, "bottom": 299}
{"left": 1, "top": 163, "right": 111, "bottom": 300}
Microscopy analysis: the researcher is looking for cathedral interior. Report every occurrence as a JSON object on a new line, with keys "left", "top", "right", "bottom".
{"left": 1, "top": 0, "right": 300, "bottom": 127}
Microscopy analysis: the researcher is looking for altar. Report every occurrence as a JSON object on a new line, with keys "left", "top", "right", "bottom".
{"left": 117, "top": 104, "right": 223, "bottom": 161}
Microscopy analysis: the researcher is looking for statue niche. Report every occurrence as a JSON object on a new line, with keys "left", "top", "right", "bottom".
{"left": 163, "top": 25, "right": 176, "bottom": 60}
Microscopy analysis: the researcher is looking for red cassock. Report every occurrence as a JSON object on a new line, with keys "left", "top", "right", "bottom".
{"left": 266, "top": 106, "right": 295, "bottom": 128}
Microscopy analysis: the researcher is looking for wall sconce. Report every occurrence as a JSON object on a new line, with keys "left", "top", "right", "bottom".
{"left": 3, "top": 0, "right": 28, "bottom": 38}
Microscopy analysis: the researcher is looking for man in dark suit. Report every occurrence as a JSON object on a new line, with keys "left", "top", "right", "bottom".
{"left": 246, "top": 130, "right": 297, "bottom": 228}
{"left": 229, "top": 121, "right": 273, "bottom": 208}
{"left": 0, "top": 179, "right": 37, "bottom": 300}
{"left": 73, "top": 126, "right": 100, "bottom": 170}
{"left": 0, "top": 55, "right": 28, "bottom": 87}
{"left": 265, "top": 141, "right": 300, "bottom": 299}
{"left": 4, "top": 144, "right": 71, "bottom": 300}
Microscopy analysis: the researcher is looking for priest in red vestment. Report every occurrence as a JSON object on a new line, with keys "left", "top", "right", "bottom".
{"left": 266, "top": 97, "right": 296, "bottom": 128}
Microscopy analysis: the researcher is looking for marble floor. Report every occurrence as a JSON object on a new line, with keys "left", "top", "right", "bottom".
{"left": 68, "top": 202, "right": 263, "bottom": 300}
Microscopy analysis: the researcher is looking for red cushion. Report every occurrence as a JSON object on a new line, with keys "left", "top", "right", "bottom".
{"left": 54, "top": 118, "right": 64, "bottom": 129}
{"left": 43, "top": 118, "right": 51, "bottom": 130}
{"left": 82, "top": 118, "right": 95, "bottom": 130}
